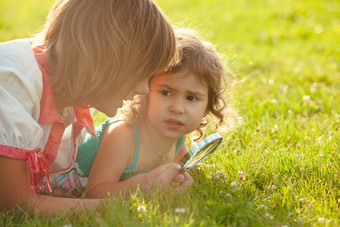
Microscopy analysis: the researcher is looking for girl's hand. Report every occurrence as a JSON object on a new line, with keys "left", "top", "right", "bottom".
{"left": 172, "top": 171, "right": 194, "bottom": 188}
{"left": 146, "top": 163, "right": 194, "bottom": 189}
{"left": 180, "top": 171, "right": 194, "bottom": 188}
{"left": 146, "top": 163, "right": 181, "bottom": 188}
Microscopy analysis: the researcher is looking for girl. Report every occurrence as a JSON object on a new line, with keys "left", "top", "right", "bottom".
{"left": 0, "top": 0, "right": 182, "bottom": 215}
{"left": 64, "top": 29, "right": 236, "bottom": 198}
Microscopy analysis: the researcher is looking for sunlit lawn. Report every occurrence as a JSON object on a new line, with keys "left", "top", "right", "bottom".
{"left": 0, "top": 0, "right": 339, "bottom": 226}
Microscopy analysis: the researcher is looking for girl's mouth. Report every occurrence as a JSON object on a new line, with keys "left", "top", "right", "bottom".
{"left": 165, "top": 119, "right": 184, "bottom": 129}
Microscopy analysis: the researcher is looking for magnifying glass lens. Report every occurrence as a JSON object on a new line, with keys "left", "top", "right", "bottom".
{"left": 181, "top": 133, "right": 223, "bottom": 171}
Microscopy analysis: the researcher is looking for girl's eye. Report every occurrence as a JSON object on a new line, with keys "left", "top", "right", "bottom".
{"left": 187, "top": 96, "right": 198, "bottom": 101}
{"left": 161, "top": 90, "right": 171, "bottom": 96}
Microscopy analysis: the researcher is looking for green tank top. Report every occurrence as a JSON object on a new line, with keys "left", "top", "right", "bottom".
{"left": 75, "top": 119, "right": 184, "bottom": 181}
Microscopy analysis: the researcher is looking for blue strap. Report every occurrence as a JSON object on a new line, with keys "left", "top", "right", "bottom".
{"left": 123, "top": 128, "right": 184, "bottom": 173}
{"left": 123, "top": 124, "right": 140, "bottom": 172}
{"left": 97, "top": 118, "right": 124, "bottom": 139}
{"left": 174, "top": 136, "right": 184, "bottom": 157}
{"left": 75, "top": 118, "right": 125, "bottom": 177}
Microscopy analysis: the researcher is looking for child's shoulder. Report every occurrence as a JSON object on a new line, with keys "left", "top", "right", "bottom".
{"left": 101, "top": 120, "right": 136, "bottom": 142}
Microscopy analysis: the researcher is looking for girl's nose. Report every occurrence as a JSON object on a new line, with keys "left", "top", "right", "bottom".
{"left": 134, "top": 79, "right": 149, "bottom": 96}
{"left": 169, "top": 97, "right": 185, "bottom": 114}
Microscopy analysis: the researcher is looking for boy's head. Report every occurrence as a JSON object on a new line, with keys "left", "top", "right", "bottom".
{"left": 34, "top": 0, "right": 176, "bottom": 107}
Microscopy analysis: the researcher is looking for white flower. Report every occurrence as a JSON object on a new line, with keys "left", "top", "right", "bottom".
{"left": 314, "top": 24, "right": 323, "bottom": 34}
{"left": 265, "top": 213, "right": 274, "bottom": 220}
{"left": 280, "top": 85, "right": 288, "bottom": 93}
{"left": 230, "top": 181, "right": 238, "bottom": 187}
{"left": 310, "top": 82, "right": 317, "bottom": 93}
{"left": 318, "top": 217, "right": 325, "bottom": 223}
{"left": 259, "top": 204, "right": 268, "bottom": 210}
{"left": 175, "top": 208, "right": 186, "bottom": 213}
{"left": 137, "top": 206, "right": 146, "bottom": 212}
{"left": 216, "top": 170, "right": 225, "bottom": 174}
{"left": 302, "top": 95, "right": 310, "bottom": 101}
{"left": 238, "top": 171, "right": 246, "bottom": 181}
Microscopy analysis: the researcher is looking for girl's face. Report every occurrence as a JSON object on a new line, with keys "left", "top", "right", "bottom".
{"left": 94, "top": 79, "right": 149, "bottom": 117}
{"left": 147, "top": 70, "right": 209, "bottom": 139}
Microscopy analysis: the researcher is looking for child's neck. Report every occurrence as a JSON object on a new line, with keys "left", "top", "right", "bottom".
{"left": 144, "top": 120, "right": 178, "bottom": 152}
{"left": 137, "top": 119, "right": 180, "bottom": 164}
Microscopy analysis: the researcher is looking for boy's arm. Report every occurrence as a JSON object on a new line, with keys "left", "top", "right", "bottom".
{"left": 0, "top": 156, "right": 100, "bottom": 216}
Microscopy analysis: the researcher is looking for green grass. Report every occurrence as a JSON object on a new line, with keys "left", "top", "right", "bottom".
{"left": 1, "top": 0, "right": 339, "bottom": 226}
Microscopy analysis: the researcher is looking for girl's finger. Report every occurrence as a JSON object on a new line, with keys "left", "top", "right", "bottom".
{"left": 172, "top": 173, "right": 185, "bottom": 183}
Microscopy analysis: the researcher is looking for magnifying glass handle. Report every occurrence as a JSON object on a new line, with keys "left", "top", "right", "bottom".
{"left": 179, "top": 152, "right": 192, "bottom": 169}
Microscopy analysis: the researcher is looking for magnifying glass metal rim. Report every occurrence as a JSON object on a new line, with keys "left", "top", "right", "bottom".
{"left": 179, "top": 132, "right": 223, "bottom": 171}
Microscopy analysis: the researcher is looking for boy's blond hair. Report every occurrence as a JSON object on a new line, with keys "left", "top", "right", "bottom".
{"left": 121, "top": 28, "right": 238, "bottom": 139}
{"left": 32, "top": 0, "right": 176, "bottom": 106}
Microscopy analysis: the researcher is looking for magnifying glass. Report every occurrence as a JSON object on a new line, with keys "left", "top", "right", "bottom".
{"left": 179, "top": 132, "right": 223, "bottom": 171}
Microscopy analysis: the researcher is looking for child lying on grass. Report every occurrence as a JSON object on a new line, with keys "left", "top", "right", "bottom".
{"left": 51, "top": 28, "right": 238, "bottom": 198}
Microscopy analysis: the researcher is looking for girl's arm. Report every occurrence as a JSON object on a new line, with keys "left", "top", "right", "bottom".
{"left": 87, "top": 162, "right": 183, "bottom": 198}
{"left": 86, "top": 122, "right": 183, "bottom": 199}
{"left": 0, "top": 156, "right": 100, "bottom": 216}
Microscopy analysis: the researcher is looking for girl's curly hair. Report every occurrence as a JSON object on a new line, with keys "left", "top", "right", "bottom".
{"left": 119, "top": 28, "right": 238, "bottom": 140}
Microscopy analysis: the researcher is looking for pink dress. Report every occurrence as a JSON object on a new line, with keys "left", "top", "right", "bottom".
{"left": 0, "top": 39, "right": 95, "bottom": 193}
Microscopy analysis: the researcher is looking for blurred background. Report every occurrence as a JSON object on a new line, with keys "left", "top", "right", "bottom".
{"left": 1, "top": 0, "right": 339, "bottom": 224}
{"left": 1, "top": 0, "right": 338, "bottom": 126}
